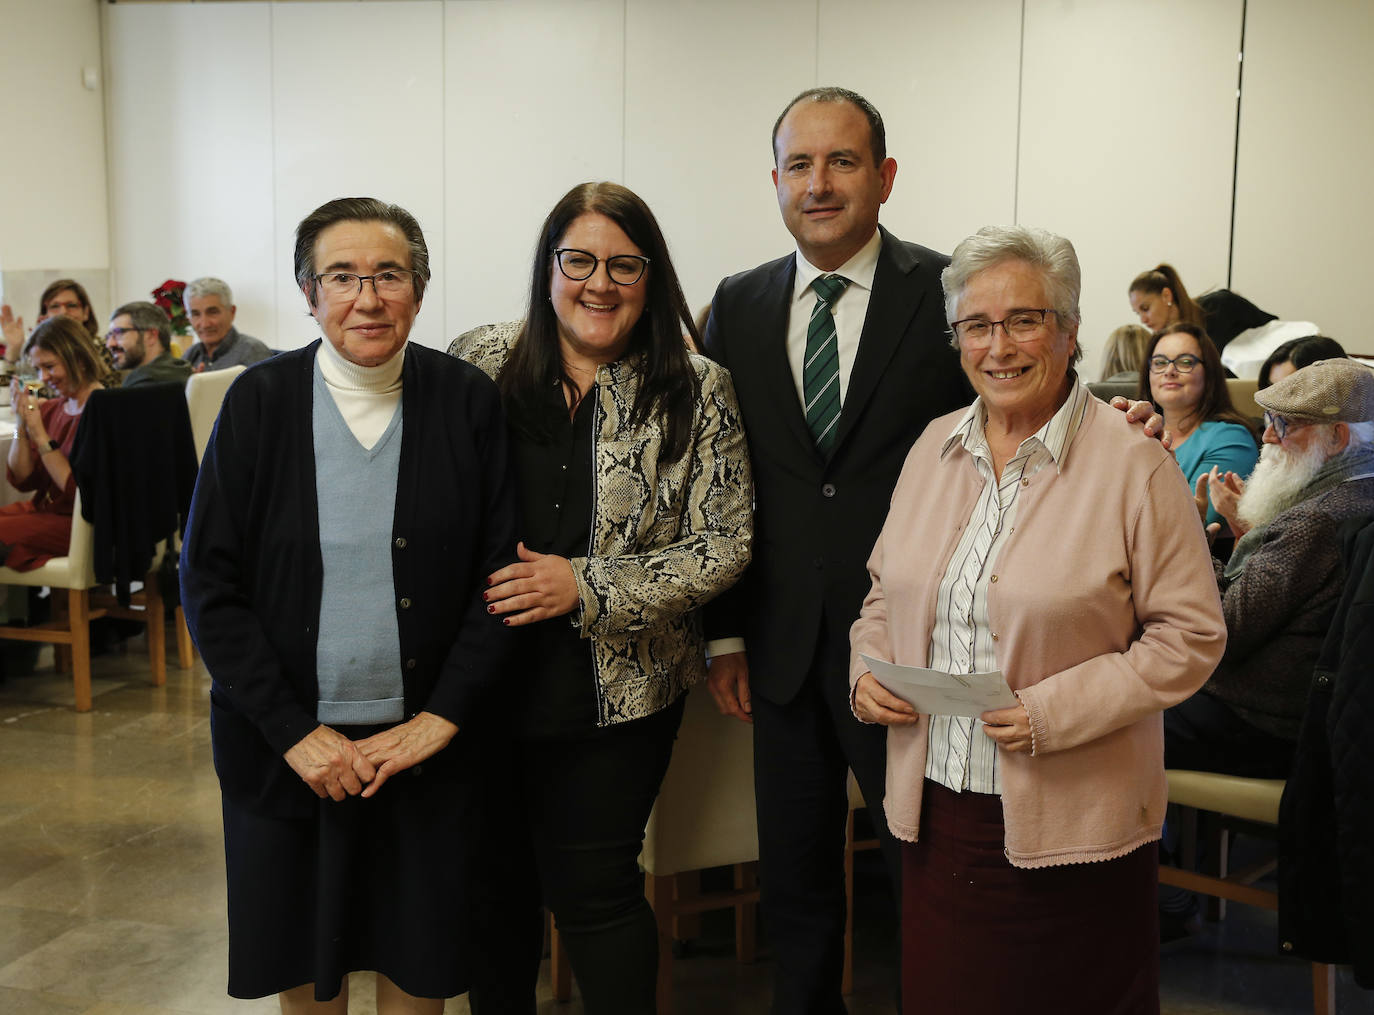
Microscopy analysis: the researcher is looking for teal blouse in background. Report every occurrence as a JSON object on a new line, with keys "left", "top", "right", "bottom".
{"left": 1173, "top": 420, "right": 1260, "bottom": 528}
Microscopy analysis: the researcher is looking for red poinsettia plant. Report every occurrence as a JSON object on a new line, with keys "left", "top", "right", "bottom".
{"left": 151, "top": 279, "right": 191, "bottom": 336}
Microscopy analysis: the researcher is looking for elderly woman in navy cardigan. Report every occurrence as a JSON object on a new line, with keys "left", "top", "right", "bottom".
{"left": 181, "top": 198, "right": 516, "bottom": 1014}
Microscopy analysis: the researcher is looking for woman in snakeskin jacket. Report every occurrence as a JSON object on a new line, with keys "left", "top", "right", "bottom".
{"left": 450, "top": 181, "right": 752, "bottom": 1014}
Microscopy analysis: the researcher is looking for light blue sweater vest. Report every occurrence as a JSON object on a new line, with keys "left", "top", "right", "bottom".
{"left": 312, "top": 361, "right": 405, "bottom": 725}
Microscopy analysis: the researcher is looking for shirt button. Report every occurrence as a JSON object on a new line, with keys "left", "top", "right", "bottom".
{"left": 990, "top": 575, "right": 998, "bottom": 583}
{"left": 821, "top": 483, "right": 836, "bottom": 498}
{"left": 394, "top": 536, "right": 407, "bottom": 549}
{"left": 405, "top": 658, "right": 417, "bottom": 669}
{"left": 399, "top": 597, "right": 412, "bottom": 609}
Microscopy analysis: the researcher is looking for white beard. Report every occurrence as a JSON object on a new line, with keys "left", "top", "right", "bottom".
{"left": 1237, "top": 439, "right": 1334, "bottom": 530}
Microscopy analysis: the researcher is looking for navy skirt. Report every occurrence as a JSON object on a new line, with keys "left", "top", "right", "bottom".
{"left": 902, "top": 778, "right": 1159, "bottom": 1015}
{"left": 220, "top": 724, "right": 477, "bottom": 1001}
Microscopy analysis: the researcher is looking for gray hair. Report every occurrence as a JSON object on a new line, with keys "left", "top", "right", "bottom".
{"left": 184, "top": 277, "right": 233, "bottom": 310}
{"left": 1345, "top": 420, "right": 1374, "bottom": 448}
{"left": 943, "top": 225, "right": 1084, "bottom": 365}
{"left": 112, "top": 300, "right": 171, "bottom": 350}
{"left": 294, "top": 197, "right": 431, "bottom": 306}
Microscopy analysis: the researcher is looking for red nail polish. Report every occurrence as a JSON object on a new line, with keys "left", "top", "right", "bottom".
{"left": 502, "top": 618, "right": 510, "bottom": 626}
{"left": 481, "top": 591, "right": 488, "bottom": 602}
{"left": 486, "top": 605, "right": 495, "bottom": 614}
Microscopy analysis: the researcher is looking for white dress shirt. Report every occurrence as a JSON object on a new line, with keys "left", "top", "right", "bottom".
{"left": 924, "top": 380, "right": 1091, "bottom": 796}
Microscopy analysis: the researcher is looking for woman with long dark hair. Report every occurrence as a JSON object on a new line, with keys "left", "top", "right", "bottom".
{"left": 1137, "top": 322, "right": 1258, "bottom": 529}
{"left": 451, "top": 181, "right": 752, "bottom": 1013}
{"left": 1128, "top": 263, "right": 1206, "bottom": 334}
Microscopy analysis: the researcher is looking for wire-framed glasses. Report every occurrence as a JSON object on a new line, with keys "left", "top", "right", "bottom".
{"left": 553, "top": 248, "right": 650, "bottom": 285}
{"left": 313, "top": 269, "right": 418, "bottom": 301}
{"left": 950, "top": 309, "right": 1057, "bottom": 349}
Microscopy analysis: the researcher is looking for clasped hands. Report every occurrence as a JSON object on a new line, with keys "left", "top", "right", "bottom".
{"left": 853, "top": 672, "right": 1033, "bottom": 753}
{"left": 283, "top": 711, "right": 457, "bottom": 801}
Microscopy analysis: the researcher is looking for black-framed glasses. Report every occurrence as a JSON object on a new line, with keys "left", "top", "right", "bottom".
{"left": 1263, "top": 410, "right": 1310, "bottom": 441}
{"left": 950, "top": 309, "right": 1056, "bottom": 349}
{"left": 553, "top": 248, "right": 650, "bottom": 285}
{"left": 104, "top": 327, "right": 143, "bottom": 342}
{"left": 313, "top": 269, "right": 418, "bottom": 301}
{"left": 1149, "top": 354, "right": 1202, "bottom": 374}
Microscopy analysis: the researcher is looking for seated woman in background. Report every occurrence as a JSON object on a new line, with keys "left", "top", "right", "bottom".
{"left": 1257, "top": 334, "right": 1347, "bottom": 389}
{"left": 1, "top": 279, "right": 120, "bottom": 389}
{"left": 1128, "top": 263, "right": 1206, "bottom": 334}
{"left": 1, "top": 317, "right": 104, "bottom": 570}
{"left": 1099, "top": 323, "right": 1152, "bottom": 382}
{"left": 450, "top": 181, "right": 752, "bottom": 1013}
{"left": 1139, "top": 322, "right": 1259, "bottom": 530}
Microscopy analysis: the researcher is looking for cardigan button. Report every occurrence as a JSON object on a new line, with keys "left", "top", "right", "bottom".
{"left": 399, "top": 597, "right": 412, "bottom": 609}
{"left": 990, "top": 574, "right": 998, "bottom": 583}
{"left": 394, "top": 537, "right": 407, "bottom": 549}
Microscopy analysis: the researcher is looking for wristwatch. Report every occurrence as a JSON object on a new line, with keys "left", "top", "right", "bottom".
{"left": 43, "top": 439, "right": 60, "bottom": 454}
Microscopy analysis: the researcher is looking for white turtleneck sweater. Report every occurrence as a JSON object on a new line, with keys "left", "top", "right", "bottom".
{"left": 316, "top": 336, "right": 406, "bottom": 449}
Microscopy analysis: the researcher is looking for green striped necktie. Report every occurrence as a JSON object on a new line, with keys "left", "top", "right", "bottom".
{"left": 803, "top": 273, "right": 851, "bottom": 454}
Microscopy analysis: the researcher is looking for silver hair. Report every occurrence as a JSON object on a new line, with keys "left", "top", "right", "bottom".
{"left": 942, "top": 225, "right": 1083, "bottom": 365}
{"left": 184, "top": 277, "right": 233, "bottom": 310}
{"left": 1345, "top": 420, "right": 1374, "bottom": 448}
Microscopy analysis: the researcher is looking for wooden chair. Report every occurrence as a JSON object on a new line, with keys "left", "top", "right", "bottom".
{"left": 1161, "top": 769, "right": 1336, "bottom": 1015}
{"left": 0, "top": 490, "right": 190, "bottom": 710}
{"left": 843, "top": 773, "right": 881, "bottom": 996}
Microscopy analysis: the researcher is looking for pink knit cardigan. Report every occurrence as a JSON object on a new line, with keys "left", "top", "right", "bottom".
{"left": 849, "top": 395, "right": 1226, "bottom": 868}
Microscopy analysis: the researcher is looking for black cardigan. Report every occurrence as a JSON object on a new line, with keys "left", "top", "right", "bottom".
{"left": 181, "top": 342, "right": 517, "bottom": 817}
{"left": 1278, "top": 513, "right": 1374, "bottom": 988}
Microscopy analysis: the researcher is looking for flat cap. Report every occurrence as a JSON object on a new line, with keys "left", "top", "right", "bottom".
{"left": 1255, "top": 357, "right": 1374, "bottom": 423}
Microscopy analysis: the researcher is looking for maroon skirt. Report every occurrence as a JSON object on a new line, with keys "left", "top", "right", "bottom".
{"left": 902, "top": 779, "right": 1159, "bottom": 1015}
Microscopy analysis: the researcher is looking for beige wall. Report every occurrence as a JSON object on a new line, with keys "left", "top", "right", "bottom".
{"left": 7, "top": 0, "right": 1367, "bottom": 362}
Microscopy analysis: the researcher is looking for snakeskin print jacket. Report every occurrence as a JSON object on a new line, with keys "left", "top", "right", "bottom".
{"left": 450, "top": 321, "right": 753, "bottom": 725}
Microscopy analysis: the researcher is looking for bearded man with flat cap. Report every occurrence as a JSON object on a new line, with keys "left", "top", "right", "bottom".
{"left": 1167, "top": 357, "right": 1374, "bottom": 778}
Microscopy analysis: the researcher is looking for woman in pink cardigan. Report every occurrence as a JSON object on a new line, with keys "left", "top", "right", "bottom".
{"left": 850, "top": 225, "right": 1226, "bottom": 1014}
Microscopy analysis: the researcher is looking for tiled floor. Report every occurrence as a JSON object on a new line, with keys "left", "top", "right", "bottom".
{"left": 0, "top": 639, "right": 1367, "bottom": 1014}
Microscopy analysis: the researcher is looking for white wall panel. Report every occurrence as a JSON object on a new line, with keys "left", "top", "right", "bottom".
{"left": 1018, "top": 0, "right": 1243, "bottom": 374}
{"left": 819, "top": 0, "right": 1021, "bottom": 257}
{"left": 443, "top": 0, "right": 624, "bottom": 339}
{"left": 105, "top": 3, "right": 275, "bottom": 344}
{"left": 1231, "top": 0, "right": 1372, "bottom": 350}
{"left": 270, "top": 2, "right": 446, "bottom": 349}
{"left": 623, "top": 0, "right": 817, "bottom": 321}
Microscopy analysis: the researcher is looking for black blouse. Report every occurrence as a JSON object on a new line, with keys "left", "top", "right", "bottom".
{"left": 510, "top": 383, "right": 599, "bottom": 737}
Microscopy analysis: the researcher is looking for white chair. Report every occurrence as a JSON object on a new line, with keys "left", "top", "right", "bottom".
{"left": 185, "top": 366, "right": 245, "bottom": 462}
{"left": 0, "top": 490, "right": 191, "bottom": 711}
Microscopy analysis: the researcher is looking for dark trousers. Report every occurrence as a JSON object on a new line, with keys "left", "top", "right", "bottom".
{"left": 752, "top": 625, "right": 900, "bottom": 1015}
{"left": 469, "top": 697, "right": 684, "bottom": 1015}
{"left": 1164, "top": 690, "right": 1295, "bottom": 779}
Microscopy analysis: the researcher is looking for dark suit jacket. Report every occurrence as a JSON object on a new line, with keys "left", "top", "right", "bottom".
{"left": 703, "top": 227, "right": 970, "bottom": 703}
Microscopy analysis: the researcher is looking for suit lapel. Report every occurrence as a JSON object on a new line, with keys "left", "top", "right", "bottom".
{"left": 829, "top": 229, "right": 928, "bottom": 457}
{"left": 753, "top": 256, "right": 821, "bottom": 461}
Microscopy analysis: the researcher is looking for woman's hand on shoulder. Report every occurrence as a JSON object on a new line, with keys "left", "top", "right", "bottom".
{"left": 283, "top": 724, "right": 377, "bottom": 801}
{"left": 854, "top": 672, "right": 918, "bottom": 727}
{"left": 484, "top": 541, "right": 580, "bottom": 626}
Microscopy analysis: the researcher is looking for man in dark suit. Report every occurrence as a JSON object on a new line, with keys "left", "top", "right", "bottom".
{"left": 703, "top": 87, "right": 969, "bottom": 1012}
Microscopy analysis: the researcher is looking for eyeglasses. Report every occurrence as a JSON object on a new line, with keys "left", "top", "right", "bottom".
{"left": 950, "top": 309, "right": 1057, "bottom": 349}
{"left": 313, "top": 269, "right": 417, "bottom": 301}
{"left": 1263, "top": 410, "right": 1311, "bottom": 441}
{"left": 553, "top": 248, "right": 650, "bottom": 286}
{"left": 1149, "top": 354, "right": 1202, "bottom": 374}
{"left": 104, "top": 327, "right": 143, "bottom": 342}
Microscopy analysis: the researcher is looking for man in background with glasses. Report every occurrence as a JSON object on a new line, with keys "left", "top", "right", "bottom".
{"left": 106, "top": 300, "right": 191, "bottom": 387}
{"left": 1166, "top": 356, "right": 1374, "bottom": 779}
{"left": 701, "top": 86, "right": 968, "bottom": 1011}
